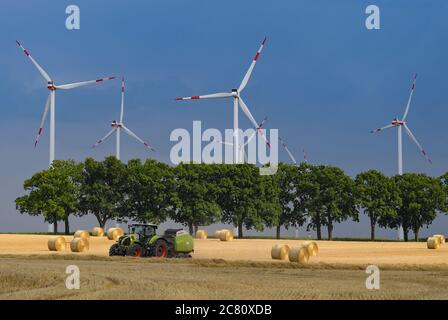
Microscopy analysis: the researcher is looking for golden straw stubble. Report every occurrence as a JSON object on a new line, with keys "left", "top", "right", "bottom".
{"left": 195, "top": 230, "right": 208, "bottom": 239}
{"left": 74, "top": 230, "right": 90, "bottom": 240}
{"left": 70, "top": 238, "right": 89, "bottom": 252}
{"left": 303, "top": 241, "right": 319, "bottom": 257}
{"left": 427, "top": 237, "right": 440, "bottom": 249}
{"left": 288, "top": 245, "right": 310, "bottom": 264}
{"left": 48, "top": 236, "right": 66, "bottom": 251}
{"left": 271, "top": 244, "right": 290, "bottom": 260}
{"left": 92, "top": 227, "right": 104, "bottom": 237}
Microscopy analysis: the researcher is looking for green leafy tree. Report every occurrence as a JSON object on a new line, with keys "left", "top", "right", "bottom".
{"left": 15, "top": 160, "right": 83, "bottom": 234}
{"left": 125, "top": 159, "right": 174, "bottom": 224}
{"left": 393, "top": 173, "right": 444, "bottom": 241}
{"left": 216, "top": 164, "right": 264, "bottom": 238}
{"left": 307, "top": 165, "right": 357, "bottom": 240}
{"left": 355, "top": 170, "right": 401, "bottom": 240}
{"left": 79, "top": 156, "right": 127, "bottom": 228}
{"left": 170, "top": 163, "right": 221, "bottom": 234}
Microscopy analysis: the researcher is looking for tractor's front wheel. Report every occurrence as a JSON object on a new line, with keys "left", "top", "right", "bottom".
{"left": 109, "top": 243, "right": 123, "bottom": 256}
{"left": 126, "top": 244, "right": 144, "bottom": 257}
{"left": 151, "top": 239, "right": 169, "bottom": 258}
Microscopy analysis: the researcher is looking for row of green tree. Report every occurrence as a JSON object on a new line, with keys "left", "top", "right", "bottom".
{"left": 15, "top": 157, "right": 448, "bottom": 241}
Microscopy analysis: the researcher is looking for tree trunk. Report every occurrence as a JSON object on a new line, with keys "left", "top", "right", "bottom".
{"left": 276, "top": 225, "right": 281, "bottom": 239}
{"left": 194, "top": 225, "right": 198, "bottom": 235}
{"left": 188, "top": 222, "right": 194, "bottom": 235}
{"left": 64, "top": 216, "right": 70, "bottom": 235}
{"left": 316, "top": 220, "right": 322, "bottom": 240}
{"left": 238, "top": 221, "right": 243, "bottom": 238}
{"left": 403, "top": 227, "right": 409, "bottom": 242}
{"left": 370, "top": 218, "right": 376, "bottom": 241}
{"left": 327, "top": 223, "right": 333, "bottom": 241}
{"left": 54, "top": 221, "right": 58, "bottom": 234}
{"left": 414, "top": 228, "right": 419, "bottom": 242}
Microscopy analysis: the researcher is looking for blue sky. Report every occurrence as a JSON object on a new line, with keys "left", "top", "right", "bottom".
{"left": 0, "top": 0, "right": 447, "bottom": 236}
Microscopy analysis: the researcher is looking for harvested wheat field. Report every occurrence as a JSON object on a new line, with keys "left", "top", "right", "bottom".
{"left": 1, "top": 234, "right": 447, "bottom": 267}
{"left": 1, "top": 234, "right": 448, "bottom": 299}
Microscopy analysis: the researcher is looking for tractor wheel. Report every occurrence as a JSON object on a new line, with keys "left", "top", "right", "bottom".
{"left": 109, "top": 243, "right": 122, "bottom": 256}
{"left": 125, "top": 244, "right": 144, "bottom": 257}
{"left": 151, "top": 239, "right": 169, "bottom": 258}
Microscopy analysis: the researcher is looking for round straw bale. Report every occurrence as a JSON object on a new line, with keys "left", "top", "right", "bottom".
{"left": 92, "top": 227, "right": 104, "bottom": 237}
{"left": 70, "top": 238, "right": 89, "bottom": 252}
{"left": 303, "top": 241, "right": 319, "bottom": 257}
{"left": 271, "top": 244, "right": 290, "bottom": 260}
{"left": 107, "top": 227, "right": 124, "bottom": 240}
{"left": 288, "top": 245, "right": 310, "bottom": 264}
{"left": 48, "top": 236, "right": 66, "bottom": 251}
{"left": 214, "top": 229, "right": 223, "bottom": 239}
{"left": 195, "top": 230, "right": 208, "bottom": 239}
{"left": 427, "top": 237, "right": 440, "bottom": 249}
{"left": 219, "top": 229, "right": 234, "bottom": 241}
{"left": 433, "top": 234, "right": 445, "bottom": 245}
{"left": 74, "top": 230, "right": 90, "bottom": 240}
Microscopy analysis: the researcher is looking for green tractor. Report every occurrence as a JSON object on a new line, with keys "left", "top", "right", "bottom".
{"left": 109, "top": 223, "right": 194, "bottom": 258}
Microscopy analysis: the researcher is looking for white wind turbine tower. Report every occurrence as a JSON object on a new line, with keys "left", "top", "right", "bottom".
{"left": 371, "top": 74, "right": 432, "bottom": 240}
{"left": 16, "top": 40, "right": 115, "bottom": 232}
{"left": 92, "top": 77, "right": 155, "bottom": 159}
{"left": 176, "top": 37, "right": 270, "bottom": 163}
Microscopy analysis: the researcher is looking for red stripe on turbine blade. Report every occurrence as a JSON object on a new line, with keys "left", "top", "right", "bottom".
{"left": 96, "top": 79, "right": 103, "bottom": 82}
{"left": 254, "top": 52, "right": 260, "bottom": 61}
{"left": 175, "top": 98, "right": 183, "bottom": 101}
{"left": 412, "top": 84, "right": 415, "bottom": 90}
{"left": 16, "top": 40, "right": 21, "bottom": 46}
{"left": 191, "top": 96, "right": 200, "bottom": 99}
{"left": 24, "top": 50, "right": 30, "bottom": 56}
{"left": 109, "top": 77, "right": 116, "bottom": 80}
{"left": 38, "top": 128, "right": 42, "bottom": 135}
{"left": 262, "top": 37, "right": 267, "bottom": 45}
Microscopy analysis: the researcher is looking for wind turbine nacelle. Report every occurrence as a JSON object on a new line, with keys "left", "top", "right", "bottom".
{"left": 47, "top": 81, "right": 56, "bottom": 91}
{"left": 111, "top": 121, "right": 122, "bottom": 128}
{"left": 391, "top": 119, "right": 405, "bottom": 126}
{"left": 231, "top": 89, "right": 238, "bottom": 97}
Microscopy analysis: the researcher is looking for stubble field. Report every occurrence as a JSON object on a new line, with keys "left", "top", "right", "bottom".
{"left": 0, "top": 234, "right": 447, "bottom": 299}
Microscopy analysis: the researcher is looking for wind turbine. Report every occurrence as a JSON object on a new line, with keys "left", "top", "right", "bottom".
{"left": 217, "top": 117, "right": 268, "bottom": 163}
{"left": 16, "top": 41, "right": 115, "bottom": 233}
{"left": 176, "top": 37, "right": 269, "bottom": 163}
{"left": 16, "top": 40, "right": 115, "bottom": 165}
{"left": 92, "top": 77, "right": 155, "bottom": 159}
{"left": 279, "top": 137, "right": 298, "bottom": 165}
{"left": 370, "top": 74, "right": 431, "bottom": 240}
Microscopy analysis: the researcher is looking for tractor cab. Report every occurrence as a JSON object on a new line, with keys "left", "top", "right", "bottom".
{"left": 128, "top": 223, "right": 157, "bottom": 241}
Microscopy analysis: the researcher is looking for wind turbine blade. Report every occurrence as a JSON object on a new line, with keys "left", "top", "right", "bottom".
{"left": 239, "top": 98, "right": 271, "bottom": 148}
{"left": 216, "top": 139, "right": 234, "bottom": 146}
{"left": 55, "top": 76, "right": 115, "bottom": 90}
{"left": 403, "top": 123, "right": 432, "bottom": 163}
{"left": 279, "top": 137, "right": 297, "bottom": 164}
{"left": 175, "top": 92, "right": 233, "bottom": 100}
{"left": 243, "top": 116, "right": 267, "bottom": 147}
{"left": 370, "top": 123, "right": 395, "bottom": 133}
{"left": 238, "top": 36, "right": 267, "bottom": 92}
{"left": 92, "top": 128, "right": 116, "bottom": 148}
{"left": 122, "top": 125, "right": 155, "bottom": 151}
{"left": 16, "top": 41, "right": 52, "bottom": 82}
{"left": 402, "top": 74, "right": 418, "bottom": 121}
{"left": 238, "top": 97, "right": 259, "bottom": 128}
{"left": 120, "top": 77, "right": 125, "bottom": 123}
{"left": 34, "top": 94, "right": 51, "bottom": 147}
